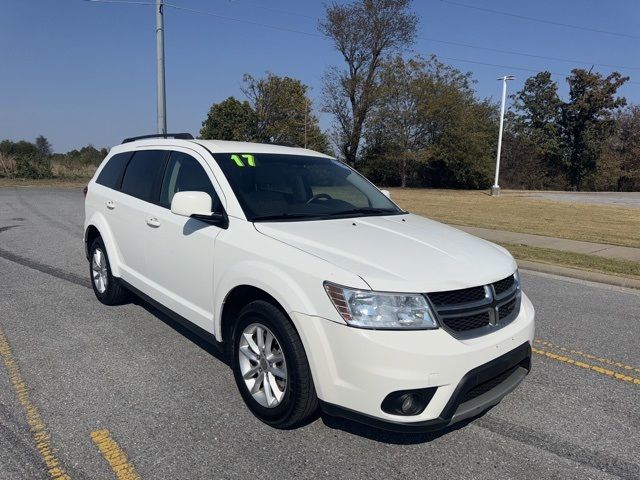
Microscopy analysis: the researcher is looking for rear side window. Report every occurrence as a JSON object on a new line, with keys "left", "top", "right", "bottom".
{"left": 159, "top": 151, "right": 221, "bottom": 211}
{"left": 120, "top": 150, "right": 167, "bottom": 201}
{"left": 95, "top": 152, "right": 132, "bottom": 189}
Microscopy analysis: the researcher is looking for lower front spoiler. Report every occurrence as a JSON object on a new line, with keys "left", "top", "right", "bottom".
{"left": 320, "top": 342, "right": 531, "bottom": 433}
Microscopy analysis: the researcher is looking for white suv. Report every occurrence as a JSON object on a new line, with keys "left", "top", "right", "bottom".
{"left": 84, "top": 133, "right": 535, "bottom": 432}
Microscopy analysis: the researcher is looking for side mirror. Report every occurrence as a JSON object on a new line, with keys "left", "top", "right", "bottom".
{"left": 171, "top": 191, "right": 212, "bottom": 217}
{"left": 171, "top": 191, "right": 229, "bottom": 229}
{"left": 380, "top": 189, "right": 391, "bottom": 199}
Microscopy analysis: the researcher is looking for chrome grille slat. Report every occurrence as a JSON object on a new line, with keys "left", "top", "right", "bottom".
{"left": 427, "top": 274, "right": 521, "bottom": 338}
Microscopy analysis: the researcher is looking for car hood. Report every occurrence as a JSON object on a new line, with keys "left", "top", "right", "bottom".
{"left": 254, "top": 213, "right": 517, "bottom": 292}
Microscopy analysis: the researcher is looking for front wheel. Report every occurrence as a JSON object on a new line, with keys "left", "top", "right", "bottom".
{"left": 89, "top": 237, "right": 128, "bottom": 305}
{"left": 232, "top": 301, "right": 318, "bottom": 429}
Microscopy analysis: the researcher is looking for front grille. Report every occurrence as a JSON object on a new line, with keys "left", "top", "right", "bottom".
{"left": 493, "top": 275, "right": 515, "bottom": 296}
{"left": 442, "top": 311, "right": 491, "bottom": 332}
{"left": 498, "top": 298, "right": 517, "bottom": 321}
{"left": 427, "top": 274, "right": 521, "bottom": 338}
{"left": 429, "top": 286, "right": 486, "bottom": 306}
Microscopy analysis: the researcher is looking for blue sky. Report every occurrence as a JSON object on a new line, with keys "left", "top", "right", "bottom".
{"left": 1, "top": 0, "right": 639, "bottom": 152}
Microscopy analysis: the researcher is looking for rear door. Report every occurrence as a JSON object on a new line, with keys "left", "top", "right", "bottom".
{"left": 107, "top": 149, "right": 168, "bottom": 288}
{"left": 143, "top": 149, "right": 224, "bottom": 331}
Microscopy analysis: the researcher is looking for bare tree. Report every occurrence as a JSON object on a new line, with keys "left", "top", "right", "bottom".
{"left": 319, "top": 0, "right": 417, "bottom": 165}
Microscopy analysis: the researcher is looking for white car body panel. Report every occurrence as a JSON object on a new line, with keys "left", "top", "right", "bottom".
{"left": 84, "top": 137, "right": 535, "bottom": 427}
{"left": 254, "top": 213, "right": 518, "bottom": 293}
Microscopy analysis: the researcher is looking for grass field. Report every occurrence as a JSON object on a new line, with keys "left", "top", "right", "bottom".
{"left": 0, "top": 178, "right": 89, "bottom": 188}
{"left": 389, "top": 188, "right": 640, "bottom": 248}
{"left": 499, "top": 243, "right": 640, "bottom": 279}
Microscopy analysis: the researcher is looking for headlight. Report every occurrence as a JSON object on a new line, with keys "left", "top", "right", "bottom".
{"left": 324, "top": 282, "right": 438, "bottom": 330}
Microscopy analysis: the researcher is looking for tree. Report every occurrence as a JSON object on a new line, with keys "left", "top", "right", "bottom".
{"left": 35, "top": 135, "right": 52, "bottom": 157}
{"left": 242, "top": 73, "right": 331, "bottom": 153}
{"left": 362, "top": 55, "right": 497, "bottom": 188}
{"left": 505, "top": 70, "right": 628, "bottom": 190}
{"left": 319, "top": 0, "right": 418, "bottom": 165}
{"left": 562, "top": 69, "right": 628, "bottom": 189}
{"left": 594, "top": 106, "right": 640, "bottom": 191}
{"left": 503, "top": 72, "right": 566, "bottom": 188}
{"left": 200, "top": 97, "right": 257, "bottom": 141}
{"left": 510, "top": 72, "right": 563, "bottom": 168}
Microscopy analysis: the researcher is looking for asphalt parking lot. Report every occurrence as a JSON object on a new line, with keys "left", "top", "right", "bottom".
{"left": 0, "top": 187, "right": 639, "bottom": 480}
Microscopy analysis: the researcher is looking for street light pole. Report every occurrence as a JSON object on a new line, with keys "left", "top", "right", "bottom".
{"left": 491, "top": 75, "right": 515, "bottom": 196}
{"left": 156, "top": 0, "right": 167, "bottom": 134}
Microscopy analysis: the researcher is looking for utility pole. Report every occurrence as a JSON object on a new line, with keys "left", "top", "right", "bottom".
{"left": 304, "top": 98, "right": 308, "bottom": 149}
{"left": 492, "top": 75, "right": 515, "bottom": 196}
{"left": 156, "top": 0, "right": 167, "bottom": 134}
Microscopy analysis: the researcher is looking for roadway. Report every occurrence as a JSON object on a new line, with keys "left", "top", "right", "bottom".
{"left": 0, "top": 187, "right": 638, "bottom": 479}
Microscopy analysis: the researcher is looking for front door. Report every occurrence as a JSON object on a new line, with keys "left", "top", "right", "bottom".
{"left": 143, "top": 150, "right": 224, "bottom": 332}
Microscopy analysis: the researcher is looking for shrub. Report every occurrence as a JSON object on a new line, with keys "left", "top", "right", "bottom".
{"left": 15, "top": 154, "right": 53, "bottom": 179}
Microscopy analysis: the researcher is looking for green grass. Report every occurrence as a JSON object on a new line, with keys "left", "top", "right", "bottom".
{"left": 0, "top": 178, "right": 90, "bottom": 188}
{"left": 500, "top": 242, "right": 640, "bottom": 279}
{"left": 389, "top": 188, "right": 640, "bottom": 248}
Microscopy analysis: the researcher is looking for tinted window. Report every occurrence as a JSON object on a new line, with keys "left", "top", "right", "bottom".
{"left": 120, "top": 150, "right": 167, "bottom": 201}
{"left": 213, "top": 153, "right": 401, "bottom": 221}
{"left": 96, "top": 152, "right": 132, "bottom": 189}
{"left": 160, "top": 152, "right": 220, "bottom": 211}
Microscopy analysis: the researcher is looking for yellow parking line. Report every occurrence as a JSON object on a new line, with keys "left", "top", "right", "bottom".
{"left": 532, "top": 346, "right": 640, "bottom": 386}
{"left": 534, "top": 339, "right": 640, "bottom": 374}
{"left": 90, "top": 429, "right": 141, "bottom": 480}
{"left": 0, "top": 327, "right": 71, "bottom": 480}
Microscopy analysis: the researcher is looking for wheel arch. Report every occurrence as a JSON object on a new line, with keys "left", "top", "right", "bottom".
{"left": 219, "top": 285, "right": 290, "bottom": 355}
{"left": 84, "top": 214, "right": 122, "bottom": 277}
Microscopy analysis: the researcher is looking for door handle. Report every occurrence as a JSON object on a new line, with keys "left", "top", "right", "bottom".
{"left": 146, "top": 217, "right": 161, "bottom": 228}
{"left": 105, "top": 201, "right": 115, "bottom": 210}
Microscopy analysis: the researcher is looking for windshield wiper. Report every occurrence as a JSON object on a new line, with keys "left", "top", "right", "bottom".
{"left": 251, "top": 213, "right": 327, "bottom": 222}
{"left": 325, "top": 207, "right": 399, "bottom": 217}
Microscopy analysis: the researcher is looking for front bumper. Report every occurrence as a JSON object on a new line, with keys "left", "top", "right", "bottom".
{"left": 291, "top": 292, "right": 535, "bottom": 430}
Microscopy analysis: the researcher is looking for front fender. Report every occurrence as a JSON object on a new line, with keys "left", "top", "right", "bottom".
{"left": 213, "top": 260, "right": 322, "bottom": 339}
{"left": 84, "top": 212, "right": 123, "bottom": 278}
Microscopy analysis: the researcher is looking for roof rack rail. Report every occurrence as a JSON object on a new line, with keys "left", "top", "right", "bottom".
{"left": 121, "top": 133, "right": 194, "bottom": 144}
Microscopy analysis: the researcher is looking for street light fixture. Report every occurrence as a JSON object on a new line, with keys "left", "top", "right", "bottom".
{"left": 492, "top": 75, "right": 515, "bottom": 197}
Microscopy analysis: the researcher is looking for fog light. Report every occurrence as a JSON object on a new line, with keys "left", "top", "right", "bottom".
{"left": 381, "top": 387, "right": 437, "bottom": 416}
{"left": 400, "top": 394, "right": 421, "bottom": 415}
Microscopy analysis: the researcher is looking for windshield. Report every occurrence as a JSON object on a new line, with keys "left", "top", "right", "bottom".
{"left": 213, "top": 153, "right": 403, "bottom": 221}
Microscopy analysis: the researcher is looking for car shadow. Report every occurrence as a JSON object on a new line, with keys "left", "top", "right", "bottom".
{"left": 130, "top": 295, "right": 230, "bottom": 367}
{"left": 128, "top": 293, "right": 493, "bottom": 444}
{"left": 182, "top": 218, "right": 211, "bottom": 236}
{"left": 318, "top": 411, "right": 488, "bottom": 445}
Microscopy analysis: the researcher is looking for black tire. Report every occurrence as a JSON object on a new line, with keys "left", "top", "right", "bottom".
{"left": 232, "top": 300, "right": 318, "bottom": 429}
{"left": 89, "top": 237, "right": 129, "bottom": 305}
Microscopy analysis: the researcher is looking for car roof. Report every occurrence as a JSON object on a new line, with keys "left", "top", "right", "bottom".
{"left": 114, "top": 138, "right": 334, "bottom": 159}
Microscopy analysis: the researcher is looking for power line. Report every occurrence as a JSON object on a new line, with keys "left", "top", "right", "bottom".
{"left": 84, "top": 0, "right": 322, "bottom": 36}
{"left": 437, "top": 0, "right": 640, "bottom": 40}
{"left": 83, "top": 0, "right": 640, "bottom": 85}
{"left": 419, "top": 37, "right": 640, "bottom": 72}
{"left": 84, "top": 0, "right": 155, "bottom": 4}
{"left": 165, "top": 2, "right": 640, "bottom": 74}
{"left": 162, "top": 2, "right": 323, "bottom": 37}
{"left": 436, "top": 55, "right": 640, "bottom": 85}
{"left": 214, "top": 0, "right": 316, "bottom": 20}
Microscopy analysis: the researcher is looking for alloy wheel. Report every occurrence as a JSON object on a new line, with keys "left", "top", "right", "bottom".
{"left": 238, "top": 323, "right": 288, "bottom": 408}
{"left": 91, "top": 248, "right": 108, "bottom": 294}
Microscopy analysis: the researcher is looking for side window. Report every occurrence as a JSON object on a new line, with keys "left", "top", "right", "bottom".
{"left": 160, "top": 151, "right": 221, "bottom": 211}
{"left": 95, "top": 152, "right": 132, "bottom": 189}
{"left": 120, "top": 150, "right": 167, "bottom": 201}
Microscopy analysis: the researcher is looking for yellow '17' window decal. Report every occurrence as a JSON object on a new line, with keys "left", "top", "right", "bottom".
{"left": 230, "top": 154, "right": 256, "bottom": 167}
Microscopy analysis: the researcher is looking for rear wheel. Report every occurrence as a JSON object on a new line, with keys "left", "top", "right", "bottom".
{"left": 89, "top": 237, "right": 128, "bottom": 305}
{"left": 232, "top": 300, "right": 318, "bottom": 429}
